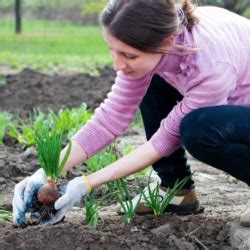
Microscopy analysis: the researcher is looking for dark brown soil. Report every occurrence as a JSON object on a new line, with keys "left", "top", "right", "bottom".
{"left": 0, "top": 214, "right": 232, "bottom": 250}
{"left": 0, "top": 67, "right": 115, "bottom": 116}
{"left": 0, "top": 68, "right": 247, "bottom": 249}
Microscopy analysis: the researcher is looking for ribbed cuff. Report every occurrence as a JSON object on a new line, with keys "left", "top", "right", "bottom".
{"left": 72, "top": 122, "right": 113, "bottom": 158}
{"left": 150, "top": 129, "right": 181, "bottom": 157}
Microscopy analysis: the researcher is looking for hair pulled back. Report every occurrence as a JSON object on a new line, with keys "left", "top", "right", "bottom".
{"left": 100, "top": 0, "right": 199, "bottom": 54}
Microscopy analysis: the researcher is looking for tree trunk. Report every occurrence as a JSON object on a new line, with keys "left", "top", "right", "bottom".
{"left": 15, "top": 0, "right": 21, "bottom": 34}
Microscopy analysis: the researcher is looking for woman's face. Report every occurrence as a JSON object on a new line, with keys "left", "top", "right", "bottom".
{"left": 103, "top": 28, "right": 173, "bottom": 79}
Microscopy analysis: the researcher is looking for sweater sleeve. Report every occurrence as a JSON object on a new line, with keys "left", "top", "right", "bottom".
{"left": 150, "top": 62, "right": 237, "bottom": 157}
{"left": 72, "top": 71, "right": 151, "bottom": 158}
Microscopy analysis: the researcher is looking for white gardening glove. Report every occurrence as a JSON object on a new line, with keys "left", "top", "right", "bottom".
{"left": 12, "top": 168, "right": 47, "bottom": 227}
{"left": 48, "top": 176, "right": 92, "bottom": 225}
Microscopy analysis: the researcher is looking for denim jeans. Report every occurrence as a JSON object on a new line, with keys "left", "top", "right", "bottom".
{"left": 181, "top": 105, "right": 250, "bottom": 186}
{"left": 140, "top": 74, "right": 250, "bottom": 188}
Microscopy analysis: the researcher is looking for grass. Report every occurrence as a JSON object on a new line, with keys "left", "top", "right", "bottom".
{"left": 0, "top": 19, "right": 112, "bottom": 74}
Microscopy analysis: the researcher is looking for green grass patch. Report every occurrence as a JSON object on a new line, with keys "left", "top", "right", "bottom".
{"left": 0, "top": 19, "right": 112, "bottom": 74}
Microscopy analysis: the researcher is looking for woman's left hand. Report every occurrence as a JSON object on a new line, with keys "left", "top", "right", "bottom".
{"left": 48, "top": 176, "right": 92, "bottom": 225}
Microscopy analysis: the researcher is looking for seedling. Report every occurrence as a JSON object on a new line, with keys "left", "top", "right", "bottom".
{"left": 7, "top": 109, "right": 46, "bottom": 147}
{"left": 0, "top": 112, "right": 12, "bottom": 145}
{"left": 7, "top": 105, "right": 92, "bottom": 148}
{"left": 139, "top": 171, "right": 193, "bottom": 215}
{"left": 34, "top": 123, "right": 71, "bottom": 220}
{"left": 86, "top": 144, "right": 119, "bottom": 173}
{"left": 85, "top": 191, "right": 111, "bottom": 228}
{"left": 0, "top": 201, "right": 12, "bottom": 224}
{"left": 108, "top": 178, "right": 142, "bottom": 223}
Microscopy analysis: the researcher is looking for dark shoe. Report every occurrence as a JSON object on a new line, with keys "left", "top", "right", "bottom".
{"left": 116, "top": 183, "right": 204, "bottom": 215}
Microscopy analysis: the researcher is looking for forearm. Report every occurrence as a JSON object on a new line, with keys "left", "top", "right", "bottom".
{"left": 87, "top": 141, "right": 162, "bottom": 189}
{"left": 60, "top": 140, "right": 88, "bottom": 173}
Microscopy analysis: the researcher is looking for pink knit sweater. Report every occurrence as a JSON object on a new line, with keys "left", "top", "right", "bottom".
{"left": 73, "top": 7, "right": 250, "bottom": 158}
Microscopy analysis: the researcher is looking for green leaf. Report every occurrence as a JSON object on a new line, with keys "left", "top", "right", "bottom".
{"left": 58, "top": 141, "right": 72, "bottom": 176}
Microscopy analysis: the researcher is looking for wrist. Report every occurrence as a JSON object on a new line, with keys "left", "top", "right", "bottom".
{"left": 82, "top": 175, "right": 92, "bottom": 191}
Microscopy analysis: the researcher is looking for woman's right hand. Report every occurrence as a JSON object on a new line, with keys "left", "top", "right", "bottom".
{"left": 12, "top": 168, "right": 47, "bottom": 227}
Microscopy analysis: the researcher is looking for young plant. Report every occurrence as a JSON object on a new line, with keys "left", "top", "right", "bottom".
{"left": 0, "top": 201, "right": 12, "bottom": 224}
{"left": 34, "top": 124, "right": 72, "bottom": 206}
{"left": 0, "top": 112, "right": 12, "bottom": 145}
{"left": 86, "top": 143, "right": 119, "bottom": 173}
{"left": 7, "top": 109, "right": 46, "bottom": 147}
{"left": 84, "top": 191, "right": 110, "bottom": 228}
{"left": 139, "top": 172, "right": 193, "bottom": 216}
{"left": 108, "top": 178, "right": 142, "bottom": 223}
{"left": 7, "top": 105, "right": 92, "bottom": 148}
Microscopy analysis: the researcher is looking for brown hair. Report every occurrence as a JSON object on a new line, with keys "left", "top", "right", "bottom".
{"left": 99, "top": 0, "right": 199, "bottom": 54}
{"left": 181, "top": 0, "right": 199, "bottom": 31}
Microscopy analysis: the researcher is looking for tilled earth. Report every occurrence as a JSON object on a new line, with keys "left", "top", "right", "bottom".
{"left": 0, "top": 68, "right": 249, "bottom": 249}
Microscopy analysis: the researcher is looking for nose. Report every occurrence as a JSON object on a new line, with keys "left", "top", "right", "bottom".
{"left": 112, "top": 53, "right": 126, "bottom": 72}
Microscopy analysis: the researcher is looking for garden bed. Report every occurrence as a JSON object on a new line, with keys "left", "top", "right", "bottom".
{"left": 0, "top": 68, "right": 248, "bottom": 249}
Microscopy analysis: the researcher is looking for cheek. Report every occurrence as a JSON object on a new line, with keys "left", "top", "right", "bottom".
{"left": 143, "top": 57, "right": 161, "bottom": 71}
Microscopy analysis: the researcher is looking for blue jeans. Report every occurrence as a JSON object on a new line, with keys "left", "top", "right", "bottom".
{"left": 140, "top": 75, "right": 250, "bottom": 189}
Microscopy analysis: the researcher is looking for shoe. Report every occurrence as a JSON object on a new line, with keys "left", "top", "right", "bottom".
{"left": 240, "top": 201, "right": 250, "bottom": 227}
{"left": 116, "top": 183, "right": 203, "bottom": 215}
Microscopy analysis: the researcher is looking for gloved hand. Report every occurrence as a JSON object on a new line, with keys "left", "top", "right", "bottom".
{"left": 12, "top": 168, "right": 47, "bottom": 227}
{"left": 48, "top": 176, "right": 92, "bottom": 225}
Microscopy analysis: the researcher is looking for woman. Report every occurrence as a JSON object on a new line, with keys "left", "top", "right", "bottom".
{"left": 12, "top": 0, "right": 250, "bottom": 227}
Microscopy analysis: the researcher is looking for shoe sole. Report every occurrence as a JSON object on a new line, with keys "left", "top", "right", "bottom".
{"left": 164, "top": 201, "right": 204, "bottom": 215}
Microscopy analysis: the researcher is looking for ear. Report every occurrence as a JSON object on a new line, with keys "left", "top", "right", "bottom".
{"left": 161, "top": 36, "right": 175, "bottom": 52}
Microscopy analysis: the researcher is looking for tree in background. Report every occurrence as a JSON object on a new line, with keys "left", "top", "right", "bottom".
{"left": 0, "top": 0, "right": 248, "bottom": 32}
{"left": 82, "top": 0, "right": 108, "bottom": 16}
{"left": 15, "top": 0, "right": 21, "bottom": 34}
{"left": 200, "top": 0, "right": 249, "bottom": 15}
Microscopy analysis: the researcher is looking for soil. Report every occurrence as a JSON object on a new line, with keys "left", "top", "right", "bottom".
{"left": 0, "top": 67, "right": 115, "bottom": 116}
{"left": 0, "top": 68, "right": 249, "bottom": 249}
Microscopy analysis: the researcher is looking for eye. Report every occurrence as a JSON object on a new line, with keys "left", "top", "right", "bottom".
{"left": 123, "top": 53, "right": 137, "bottom": 59}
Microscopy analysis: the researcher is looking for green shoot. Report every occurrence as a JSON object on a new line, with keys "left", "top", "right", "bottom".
{"left": 0, "top": 201, "right": 12, "bottom": 224}
{"left": 86, "top": 143, "right": 119, "bottom": 173}
{"left": 108, "top": 178, "right": 142, "bottom": 223}
{"left": 85, "top": 191, "right": 110, "bottom": 228}
{"left": 7, "top": 105, "right": 92, "bottom": 148}
{"left": 139, "top": 172, "right": 193, "bottom": 216}
{"left": 0, "top": 112, "right": 12, "bottom": 145}
{"left": 7, "top": 109, "right": 46, "bottom": 147}
{"left": 34, "top": 124, "right": 72, "bottom": 180}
